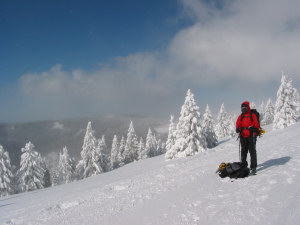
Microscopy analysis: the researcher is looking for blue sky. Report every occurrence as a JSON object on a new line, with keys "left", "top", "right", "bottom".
{"left": 1, "top": 0, "right": 300, "bottom": 123}
{"left": 1, "top": 0, "right": 189, "bottom": 85}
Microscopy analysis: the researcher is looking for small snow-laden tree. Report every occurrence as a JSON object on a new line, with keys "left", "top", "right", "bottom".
{"left": 51, "top": 170, "right": 60, "bottom": 187}
{"left": 165, "top": 115, "right": 176, "bottom": 153}
{"left": 76, "top": 121, "right": 99, "bottom": 179}
{"left": 250, "top": 102, "right": 257, "bottom": 109}
{"left": 137, "top": 137, "right": 145, "bottom": 160}
{"left": 259, "top": 101, "right": 266, "bottom": 123}
{"left": 42, "top": 159, "right": 52, "bottom": 188}
{"left": 273, "top": 74, "right": 300, "bottom": 130}
{"left": 17, "top": 142, "right": 45, "bottom": 193}
{"left": 95, "top": 136, "right": 111, "bottom": 173}
{"left": 110, "top": 135, "right": 120, "bottom": 170}
{"left": 123, "top": 121, "right": 139, "bottom": 164}
{"left": 57, "top": 147, "right": 74, "bottom": 184}
{"left": 0, "top": 145, "right": 14, "bottom": 197}
{"left": 227, "top": 114, "right": 236, "bottom": 137}
{"left": 261, "top": 98, "right": 274, "bottom": 125}
{"left": 165, "top": 89, "right": 206, "bottom": 160}
{"left": 156, "top": 139, "right": 165, "bottom": 155}
{"left": 117, "top": 136, "right": 126, "bottom": 167}
{"left": 293, "top": 85, "right": 300, "bottom": 120}
{"left": 141, "top": 128, "right": 156, "bottom": 159}
{"left": 150, "top": 133, "right": 159, "bottom": 157}
{"left": 202, "top": 105, "right": 218, "bottom": 148}
{"left": 215, "top": 103, "right": 232, "bottom": 139}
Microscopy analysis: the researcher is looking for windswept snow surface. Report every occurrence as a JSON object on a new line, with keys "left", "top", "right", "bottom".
{"left": 1, "top": 123, "right": 300, "bottom": 225}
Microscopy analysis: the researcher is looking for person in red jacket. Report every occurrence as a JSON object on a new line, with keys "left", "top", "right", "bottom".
{"left": 236, "top": 101, "right": 260, "bottom": 174}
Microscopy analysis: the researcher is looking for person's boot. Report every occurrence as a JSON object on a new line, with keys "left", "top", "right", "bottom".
{"left": 251, "top": 168, "right": 256, "bottom": 174}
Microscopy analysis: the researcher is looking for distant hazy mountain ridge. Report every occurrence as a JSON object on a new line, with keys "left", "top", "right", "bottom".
{"left": 0, "top": 115, "right": 168, "bottom": 170}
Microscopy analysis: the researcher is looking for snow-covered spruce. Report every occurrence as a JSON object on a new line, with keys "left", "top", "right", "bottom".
{"left": 156, "top": 138, "right": 165, "bottom": 156}
{"left": 215, "top": 103, "right": 233, "bottom": 139}
{"left": 228, "top": 114, "right": 236, "bottom": 137}
{"left": 16, "top": 142, "right": 46, "bottom": 193}
{"left": 57, "top": 147, "right": 75, "bottom": 185}
{"left": 110, "top": 135, "right": 120, "bottom": 170}
{"left": 76, "top": 122, "right": 102, "bottom": 179}
{"left": 117, "top": 136, "right": 126, "bottom": 167}
{"left": 123, "top": 121, "right": 139, "bottom": 164}
{"left": 140, "top": 128, "right": 156, "bottom": 159}
{"left": 147, "top": 129, "right": 157, "bottom": 157}
{"left": 96, "top": 135, "right": 111, "bottom": 172}
{"left": 273, "top": 74, "right": 300, "bottom": 130}
{"left": 259, "top": 101, "right": 265, "bottom": 123}
{"left": 261, "top": 98, "right": 274, "bottom": 126}
{"left": 165, "top": 89, "right": 206, "bottom": 160}
{"left": 165, "top": 115, "right": 176, "bottom": 152}
{"left": 250, "top": 101, "right": 256, "bottom": 109}
{"left": 202, "top": 105, "right": 218, "bottom": 148}
{"left": 137, "top": 137, "right": 145, "bottom": 160}
{"left": 0, "top": 145, "right": 14, "bottom": 197}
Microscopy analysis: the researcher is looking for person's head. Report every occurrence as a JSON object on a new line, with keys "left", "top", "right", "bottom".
{"left": 241, "top": 101, "right": 250, "bottom": 114}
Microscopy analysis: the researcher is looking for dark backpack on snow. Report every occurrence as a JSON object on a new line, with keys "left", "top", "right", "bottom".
{"left": 217, "top": 162, "right": 250, "bottom": 179}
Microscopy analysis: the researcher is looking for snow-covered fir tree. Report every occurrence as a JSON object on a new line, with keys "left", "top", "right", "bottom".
{"left": 293, "top": 85, "right": 300, "bottom": 120}
{"left": 202, "top": 105, "right": 218, "bottom": 148}
{"left": 140, "top": 128, "right": 156, "bottom": 159}
{"left": 57, "top": 147, "right": 74, "bottom": 185}
{"left": 17, "top": 142, "right": 45, "bottom": 193}
{"left": 165, "top": 89, "right": 206, "bottom": 160}
{"left": 110, "top": 135, "right": 120, "bottom": 170}
{"left": 259, "top": 101, "right": 265, "bottom": 123}
{"left": 123, "top": 121, "right": 139, "bottom": 164}
{"left": 273, "top": 74, "right": 300, "bottom": 130}
{"left": 165, "top": 115, "right": 176, "bottom": 153}
{"left": 76, "top": 122, "right": 101, "bottom": 179}
{"left": 156, "top": 139, "right": 165, "bottom": 156}
{"left": 117, "top": 136, "right": 126, "bottom": 167}
{"left": 250, "top": 102, "right": 257, "bottom": 109}
{"left": 215, "top": 103, "right": 232, "bottom": 139}
{"left": 227, "top": 114, "right": 236, "bottom": 137}
{"left": 137, "top": 137, "right": 145, "bottom": 160}
{"left": 96, "top": 135, "right": 111, "bottom": 172}
{"left": 152, "top": 134, "right": 159, "bottom": 157}
{"left": 261, "top": 98, "right": 274, "bottom": 125}
{"left": 51, "top": 170, "right": 60, "bottom": 187}
{"left": 42, "top": 160, "right": 52, "bottom": 188}
{"left": 0, "top": 145, "right": 14, "bottom": 197}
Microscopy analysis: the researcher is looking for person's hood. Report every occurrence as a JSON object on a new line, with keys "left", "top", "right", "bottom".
{"left": 241, "top": 101, "right": 251, "bottom": 113}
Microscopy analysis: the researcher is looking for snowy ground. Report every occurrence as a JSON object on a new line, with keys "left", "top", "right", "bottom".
{"left": 1, "top": 123, "right": 300, "bottom": 225}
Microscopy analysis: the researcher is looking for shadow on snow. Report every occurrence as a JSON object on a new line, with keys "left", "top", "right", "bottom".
{"left": 257, "top": 156, "right": 291, "bottom": 172}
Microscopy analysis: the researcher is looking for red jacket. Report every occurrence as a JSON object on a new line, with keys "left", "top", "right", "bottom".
{"left": 236, "top": 101, "right": 260, "bottom": 138}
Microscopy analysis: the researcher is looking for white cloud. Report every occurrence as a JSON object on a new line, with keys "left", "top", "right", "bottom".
{"left": 169, "top": 0, "right": 300, "bottom": 85}
{"left": 52, "top": 122, "right": 66, "bottom": 131}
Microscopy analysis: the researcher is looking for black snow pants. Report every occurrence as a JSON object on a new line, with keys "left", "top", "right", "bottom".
{"left": 240, "top": 136, "right": 257, "bottom": 169}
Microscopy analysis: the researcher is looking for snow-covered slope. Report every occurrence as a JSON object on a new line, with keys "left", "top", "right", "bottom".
{"left": 1, "top": 123, "right": 300, "bottom": 225}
